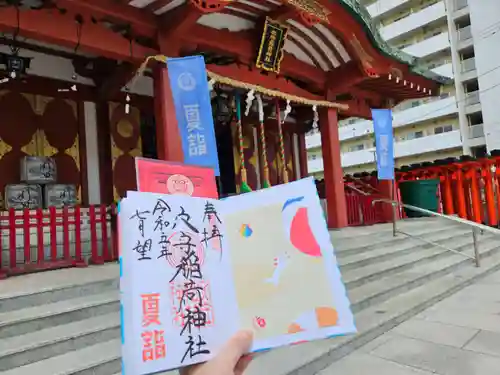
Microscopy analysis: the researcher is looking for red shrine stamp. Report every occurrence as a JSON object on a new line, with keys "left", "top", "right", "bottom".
{"left": 170, "top": 280, "right": 214, "bottom": 328}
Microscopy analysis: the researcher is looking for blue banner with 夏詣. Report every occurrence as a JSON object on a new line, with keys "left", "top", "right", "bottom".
{"left": 166, "top": 56, "right": 220, "bottom": 176}
{"left": 371, "top": 108, "right": 394, "bottom": 180}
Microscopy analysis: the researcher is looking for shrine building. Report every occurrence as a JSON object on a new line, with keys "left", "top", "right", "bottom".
{"left": 0, "top": 0, "right": 444, "bottom": 233}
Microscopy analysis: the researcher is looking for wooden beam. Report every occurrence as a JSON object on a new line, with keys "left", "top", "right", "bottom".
{"left": 264, "top": 5, "right": 297, "bottom": 22}
{"left": 157, "top": 3, "right": 203, "bottom": 55}
{"left": 206, "top": 63, "right": 324, "bottom": 101}
{"left": 350, "top": 87, "right": 384, "bottom": 103}
{"left": 55, "top": 0, "right": 157, "bottom": 38}
{"left": 97, "top": 61, "right": 137, "bottom": 99}
{"left": 184, "top": 25, "right": 325, "bottom": 87}
{"left": 0, "top": 8, "right": 156, "bottom": 62}
{"left": 337, "top": 98, "right": 372, "bottom": 119}
{"left": 326, "top": 62, "right": 365, "bottom": 95}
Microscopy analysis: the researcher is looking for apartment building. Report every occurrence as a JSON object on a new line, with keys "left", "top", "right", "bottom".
{"left": 307, "top": 0, "right": 500, "bottom": 178}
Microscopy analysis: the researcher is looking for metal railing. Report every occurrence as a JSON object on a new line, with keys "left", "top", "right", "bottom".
{"left": 454, "top": 0, "right": 468, "bottom": 11}
{"left": 461, "top": 57, "right": 476, "bottom": 73}
{"left": 372, "top": 199, "right": 500, "bottom": 267}
{"left": 468, "top": 124, "right": 485, "bottom": 139}
{"left": 458, "top": 26, "right": 472, "bottom": 41}
{"left": 465, "top": 91, "right": 480, "bottom": 106}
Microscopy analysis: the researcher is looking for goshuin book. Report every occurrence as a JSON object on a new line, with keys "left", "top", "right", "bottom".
{"left": 119, "top": 177, "right": 356, "bottom": 375}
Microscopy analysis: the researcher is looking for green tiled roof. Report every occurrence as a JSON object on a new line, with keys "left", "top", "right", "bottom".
{"left": 338, "top": 0, "right": 451, "bottom": 84}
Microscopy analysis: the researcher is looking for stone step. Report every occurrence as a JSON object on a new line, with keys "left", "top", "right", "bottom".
{"left": 1, "top": 339, "right": 121, "bottom": 375}
{"left": 0, "top": 312, "right": 120, "bottom": 372}
{"left": 2, "top": 219, "right": 496, "bottom": 375}
{"left": 330, "top": 217, "right": 450, "bottom": 243}
{"left": 246, "top": 249, "right": 500, "bottom": 375}
{"left": 348, "top": 238, "right": 500, "bottom": 313}
{"left": 0, "top": 264, "right": 118, "bottom": 314}
{"left": 0, "top": 291, "right": 119, "bottom": 339}
{"left": 333, "top": 222, "right": 460, "bottom": 256}
{"left": 342, "top": 233, "right": 494, "bottom": 289}
{"left": 338, "top": 227, "right": 472, "bottom": 270}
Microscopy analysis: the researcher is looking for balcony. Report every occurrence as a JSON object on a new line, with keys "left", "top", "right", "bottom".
{"left": 465, "top": 91, "right": 480, "bottom": 106}
{"left": 402, "top": 32, "right": 450, "bottom": 59}
{"left": 457, "top": 26, "right": 473, "bottom": 49}
{"left": 468, "top": 124, "right": 484, "bottom": 139}
{"left": 431, "top": 62, "right": 453, "bottom": 79}
{"left": 305, "top": 131, "right": 321, "bottom": 150}
{"left": 466, "top": 124, "right": 486, "bottom": 147}
{"left": 307, "top": 130, "right": 463, "bottom": 171}
{"left": 305, "top": 97, "right": 459, "bottom": 150}
{"left": 379, "top": 2, "right": 447, "bottom": 42}
{"left": 394, "top": 130, "right": 462, "bottom": 159}
{"left": 459, "top": 57, "right": 477, "bottom": 81}
{"left": 457, "top": 26, "right": 472, "bottom": 41}
{"left": 307, "top": 157, "right": 324, "bottom": 174}
{"left": 338, "top": 97, "right": 457, "bottom": 141}
{"left": 453, "top": 0, "right": 468, "bottom": 11}
{"left": 366, "top": 0, "right": 412, "bottom": 20}
{"left": 461, "top": 57, "right": 476, "bottom": 73}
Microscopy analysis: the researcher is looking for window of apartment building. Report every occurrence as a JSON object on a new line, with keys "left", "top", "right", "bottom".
{"left": 434, "top": 125, "right": 453, "bottom": 134}
{"left": 348, "top": 144, "right": 365, "bottom": 152}
{"left": 406, "top": 131, "right": 424, "bottom": 140}
{"left": 308, "top": 154, "right": 318, "bottom": 161}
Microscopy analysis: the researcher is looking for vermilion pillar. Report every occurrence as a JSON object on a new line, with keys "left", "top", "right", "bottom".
{"left": 297, "top": 133, "right": 308, "bottom": 178}
{"left": 153, "top": 65, "right": 184, "bottom": 162}
{"left": 378, "top": 180, "right": 400, "bottom": 221}
{"left": 319, "top": 107, "right": 348, "bottom": 228}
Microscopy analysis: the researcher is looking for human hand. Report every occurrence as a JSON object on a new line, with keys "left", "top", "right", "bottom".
{"left": 180, "top": 330, "right": 254, "bottom": 375}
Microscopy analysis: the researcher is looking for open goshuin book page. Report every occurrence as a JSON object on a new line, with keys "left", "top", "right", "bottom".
{"left": 119, "top": 177, "right": 356, "bottom": 375}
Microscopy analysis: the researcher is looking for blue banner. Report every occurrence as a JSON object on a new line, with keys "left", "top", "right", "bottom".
{"left": 371, "top": 109, "right": 394, "bottom": 180}
{"left": 167, "top": 56, "right": 220, "bottom": 176}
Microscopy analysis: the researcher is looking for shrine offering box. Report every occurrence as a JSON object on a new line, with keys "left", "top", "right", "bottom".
{"left": 20, "top": 156, "right": 57, "bottom": 184}
{"left": 44, "top": 184, "right": 77, "bottom": 208}
{"left": 5, "top": 184, "right": 43, "bottom": 210}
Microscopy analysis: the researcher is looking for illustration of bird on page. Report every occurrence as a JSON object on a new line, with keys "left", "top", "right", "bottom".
{"left": 225, "top": 196, "right": 340, "bottom": 341}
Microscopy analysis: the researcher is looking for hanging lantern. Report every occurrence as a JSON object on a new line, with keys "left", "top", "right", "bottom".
{"left": 212, "top": 90, "right": 233, "bottom": 127}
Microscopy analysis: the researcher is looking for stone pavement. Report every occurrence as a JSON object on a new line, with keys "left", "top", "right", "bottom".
{"left": 318, "top": 269, "right": 500, "bottom": 375}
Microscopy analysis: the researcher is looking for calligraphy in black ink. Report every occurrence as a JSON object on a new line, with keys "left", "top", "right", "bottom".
{"left": 172, "top": 206, "right": 199, "bottom": 233}
{"left": 129, "top": 209, "right": 151, "bottom": 238}
{"left": 201, "top": 225, "right": 223, "bottom": 247}
{"left": 203, "top": 201, "right": 222, "bottom": 224}
{"left": 170, "top": 232, "right": 202, "bottom": 281}
{"left": 181, "top": 334, "right": 210, "bottom": 363}
{"left": 178, "top": 280, "right": 204, "bottom": 312}
{"left": 180, "top": 306, "right": 208, "bottom": 336}
{"left": 152, "top": 198, "right": 171, "bottom": 216}
{"left": 158, "top": 234, "right": 172, "bottom": 259}
{"left": 133, "top": 238, "right": 153, "bottom": 261}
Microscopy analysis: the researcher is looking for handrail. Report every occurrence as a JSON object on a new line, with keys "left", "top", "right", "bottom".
{"left": 372, "top": 198, "right": 500, "bottom": 267}
{"left": 372, "top": 198, "right": 500, "bottom": 235}
{"left": 345, "top": 184, "right": 369, "bottom": 196}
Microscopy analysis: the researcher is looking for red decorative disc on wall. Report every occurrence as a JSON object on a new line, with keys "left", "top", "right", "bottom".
{"left": 0, "top": 149, "right": 25, "bottom": 193}
{"left": 0, "top": 92, "right": 37, "bottom": 148}
{"left": 52, "top": 152, "right": 80, "bottom": 188}
{"left": 109, "top": 104, "right": 140, "bottom": 152}
{"left": 113, "top": 154, "right": 137, "bottom": 198}
{"left": 40, "top": 98, "right": 78, "bottom": 150}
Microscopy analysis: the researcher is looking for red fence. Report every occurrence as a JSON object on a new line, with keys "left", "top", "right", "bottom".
{"left": 346, "top": 194, "right": 385, "bottom": 226}
{"left": 0, "top": 204, "right": 118, "bottom": 280}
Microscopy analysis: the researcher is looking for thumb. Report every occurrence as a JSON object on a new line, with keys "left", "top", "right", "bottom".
{"left": 212, "top": 330, "right": 253, "bottom": 368}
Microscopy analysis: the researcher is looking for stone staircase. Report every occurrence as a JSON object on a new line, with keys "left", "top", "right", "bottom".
{"left": 1, "top": 217, "right": 500, "bottom": 375}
